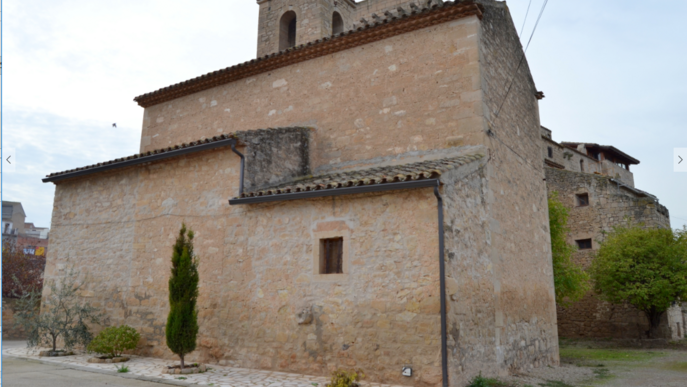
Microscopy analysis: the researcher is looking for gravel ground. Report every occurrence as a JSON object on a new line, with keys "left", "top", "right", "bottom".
{"left": 502, "top": 363, "right": 596, "bottom": 386}
{"left": 500, "top": 344, "right": 687, "bottom": 387}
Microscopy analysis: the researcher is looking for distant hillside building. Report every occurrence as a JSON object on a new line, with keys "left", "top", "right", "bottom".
{"left": 540, "top": 127, "right": 685, "bottom": 340}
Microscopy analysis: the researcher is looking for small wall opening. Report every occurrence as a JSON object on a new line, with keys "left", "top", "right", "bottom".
{"left": 279, "top": 11, "right": 297, "bottom": 51}
{"left": 580, "top": 159, "right": 585, "bottom": 172}
{"left": 319, "top": 237, "right": 344, "bottom": 274}
{"left": 332, "top": 12, "right": 344, "bottom": 35}
{"left": 576, "top": 239, "right": 592, "bottom": 250}
{"left": 576, "top": 193, "right": 589, "bottom": 207}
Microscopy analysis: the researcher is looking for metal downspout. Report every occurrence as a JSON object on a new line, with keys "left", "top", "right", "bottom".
{"left": 434, "top": 182, "right": 449, "bottom": 387}
{"left": 230, "top": 141, "right": 245, "bottom": 197}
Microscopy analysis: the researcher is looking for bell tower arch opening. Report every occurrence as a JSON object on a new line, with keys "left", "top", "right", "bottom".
{"left": 279, "top": 11, "right": 297, "bottom": 51}
{"left": 332, "top": 11, "right": 344, "bottom": 35}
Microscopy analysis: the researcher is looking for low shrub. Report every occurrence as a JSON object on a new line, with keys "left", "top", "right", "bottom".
{"left": 327, "top": 369, "right": 365, "bottom": 387}
{"left": 87, "top": 325, "right": 140, "bottom": 358}
{"left": 115, "top": 365, "right": 129, "bottom": 373}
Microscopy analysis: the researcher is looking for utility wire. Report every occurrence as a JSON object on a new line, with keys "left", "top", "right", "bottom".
{"left": 490, "top": 0, "right": 550, "bottom": 126}
{"left": 519, "top": 0, "right": 534, "bottom": 37}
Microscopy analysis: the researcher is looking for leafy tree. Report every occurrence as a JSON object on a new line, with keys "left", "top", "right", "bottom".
{"left": 87, "top": 325, "right": 140, "bottom": 358}
{"left": 590, "top": 224, "right": 687, "bottom": 338}
{"left": 2, "top": 240, "right": 46, "bottom": 298}
{"left": 548, "top": 191, "right": 590, "bottom": 307}
{"left": 166, "top": 223, "right": 199, "bottom": 369}
{"left": 13, "top": 268, "right": 101, "bottom": 352}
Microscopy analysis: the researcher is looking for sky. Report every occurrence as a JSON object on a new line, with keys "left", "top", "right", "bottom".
{"left": 2, "top": 0, "right": 686, "bottom": 230}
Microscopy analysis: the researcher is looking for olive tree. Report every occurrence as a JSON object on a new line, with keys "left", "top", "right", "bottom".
{"left": 14, "top": 268, "right": 101, "bottom": 352}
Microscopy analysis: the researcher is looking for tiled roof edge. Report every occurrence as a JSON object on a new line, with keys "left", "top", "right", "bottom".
{"left": 43, "top": 127, "right": 311, "bottom": 183}
{"left": 239, "top": 153, "right": 484, "bottom": 199}
{"left": 133, "top": 1, "right": 484, "bottom": 108}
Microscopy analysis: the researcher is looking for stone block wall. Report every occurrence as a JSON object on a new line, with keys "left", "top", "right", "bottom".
{"left": 475, "top": 0, "right": 559, "bottom": 374}
{"left": 141, "top": 14, "right": 486, "bottom": 175}
{"left": 541, "top": 136, "right": 602, "bottom": 175}
{"left": 256, "top": 0, "right": 442, "bottom": 57}
{"left": 545, "top": 167, "right": 674, "bottom": 339}
{"left": 46, "top": 145, "right": 454, "bottom": 385}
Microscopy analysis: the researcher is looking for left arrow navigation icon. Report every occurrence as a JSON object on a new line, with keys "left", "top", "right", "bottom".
{"left": 2, "top": 148, "right": 17, "bottom": 172}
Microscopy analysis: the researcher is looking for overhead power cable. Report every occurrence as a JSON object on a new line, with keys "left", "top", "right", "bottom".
{"left": 491, "top": 0, "right": 550, "bottom": 126}
{"left": 519, "top": 0, "right": 534, "bottom": 37}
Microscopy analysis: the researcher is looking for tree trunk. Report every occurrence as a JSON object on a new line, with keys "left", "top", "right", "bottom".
{"left": 644, "top": 307, "right": 664, "bottom": 339}
{"left": 180, "top": 355, "right": 184, "bottom": 370}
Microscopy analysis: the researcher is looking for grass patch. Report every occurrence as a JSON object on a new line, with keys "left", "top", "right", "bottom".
{"left": 559, "top": 347, "right": 664, "bottom": 362}
{"left": 115, "top": 365, "right": 129, "bottom": 373}
{"left": 466, "top": 373, "right": 512, "bottom": 387}
{"left": 662, "top": 362, "right": 687, "bottom": 372}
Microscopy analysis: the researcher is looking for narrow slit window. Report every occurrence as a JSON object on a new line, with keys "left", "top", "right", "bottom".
{"left": 576, "top": 193, "right": 589, "bottom": 207}
{"left": 547, "top": 147, "right": 553, "bottom": 158}
{"left": 320, "top": 237, "right": 343, "bottom": 274}
{"left": 279, "top": 11, "right": 297, "bottom": 51}
{"left": 580, "top": 159, "right": 585, "bottom": 172}
{"left": 332, "top": 12, "right": 344, "bottom": 35}
{"left": 576, "top": 239, "right": 592, "bottom": 250}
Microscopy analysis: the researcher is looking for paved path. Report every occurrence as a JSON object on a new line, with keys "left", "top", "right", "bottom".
{"left": 3, "top": 357, "right": 170, "bottom": 387}
{"left": 3, "top": 344, "right": 401, "bottom": 387}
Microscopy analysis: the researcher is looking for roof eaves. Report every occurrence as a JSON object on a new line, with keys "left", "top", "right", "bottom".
{"left": 43, "top": 135, "right": 238, "bottom": 183}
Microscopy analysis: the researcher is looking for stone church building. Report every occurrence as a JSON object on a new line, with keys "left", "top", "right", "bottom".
{"left": 42, "top": 1, "right": 560, "bottom": 385}
{"left": 539, "top": 127, "right": 687, "bottom": 340}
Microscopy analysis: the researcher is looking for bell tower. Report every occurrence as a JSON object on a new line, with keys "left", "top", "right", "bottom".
{"left": 256, "top": 0, "right": 357, "bottom": 58}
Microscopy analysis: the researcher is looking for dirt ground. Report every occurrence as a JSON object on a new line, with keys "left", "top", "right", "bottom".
{"left": 500, "top": 339, "right": 687, "bottom": 387}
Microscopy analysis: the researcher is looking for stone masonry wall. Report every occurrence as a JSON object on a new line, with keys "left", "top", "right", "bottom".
{"left": 541, "top": 136, "right": 602, "bottom": 175}
{"left": 141, "top": 14, "right": 486, "bottom": 176}
{"left": 46, "top": 145, "right": 465, "bottom": 386}
{"left": 256, "top": 0, "right": 440, "bottom": 57}
{"left": 471, "top": 0, "right": 559, "bottom": 379}
{"left": 545, "top": 167, "right": 673, "bottom": 339}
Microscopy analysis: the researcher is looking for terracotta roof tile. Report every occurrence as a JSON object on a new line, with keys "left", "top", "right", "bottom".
{"left": 133, "top": 1, "right": 483, "bottom": 108}
{"left": 240, "top": 153, "right": 484, "bottom": 199}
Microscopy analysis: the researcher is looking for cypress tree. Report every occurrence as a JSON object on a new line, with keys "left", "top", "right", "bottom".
{"left": 166, "top": 223, "right": 199, "bottom": 369}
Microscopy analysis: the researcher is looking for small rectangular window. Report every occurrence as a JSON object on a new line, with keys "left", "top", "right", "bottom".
{"left": 576, "top": 239, "right": 592, "bottom": 250}
{"left": 547, "top": 147, "right": 553, "bottom": 158}
{"left": 576, "top": 193, "right": 589, "bottom": 207}
{"left": 320, "top": 238, "right": 343, "bottom": 274}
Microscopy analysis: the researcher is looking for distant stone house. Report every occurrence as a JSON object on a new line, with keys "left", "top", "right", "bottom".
{"left": 540, "top": 127, "right": 685, "bottom": 340}
{"left": 42, "top": 1, "right": 560, "bottom": 386}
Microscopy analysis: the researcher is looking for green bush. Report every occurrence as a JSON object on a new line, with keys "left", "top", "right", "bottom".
{"left": 327, "top": 369, "right": 364, "bottom": 387}
{"left": 87, "top": 325, "right": 140, "bottom": 358}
